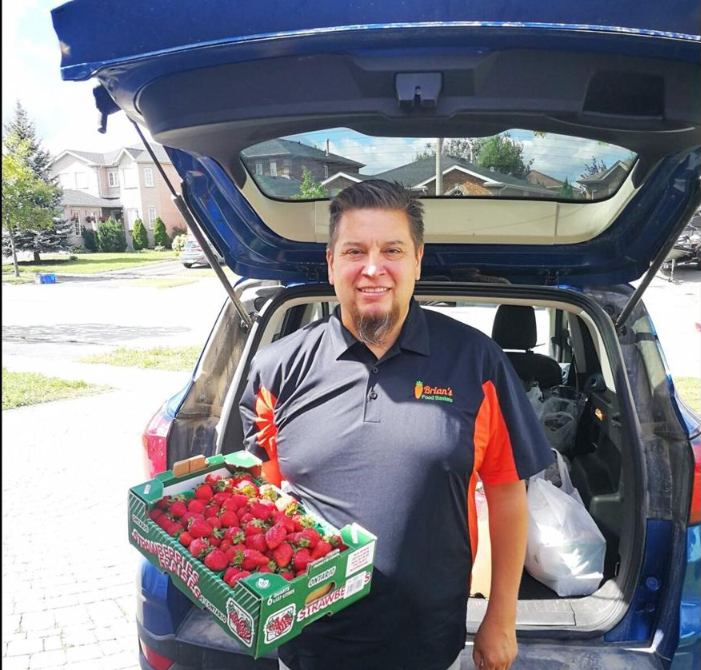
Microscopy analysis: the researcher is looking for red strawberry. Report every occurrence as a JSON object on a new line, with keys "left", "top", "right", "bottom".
{"left": 245, "top": 534, "right": 268, "bottom": 552}
{"left": 156, "top": 496, "right": 171, "bottom": 510}
{"left": 207, "top": 515, "right": 223, "bottom": 529}
{"left": 169, "top": 501, "right": 187, "bottom": 519}
{"left": 189, "top": 538, "right": 210, "bottom": 559}
{"left": 236, "top": 481, "right": 260, "bottom": 497}
{"left": 224, "top": 568, "right": 251, "bottom": 586}
{"left": 223, "top": 527, "right": 245, "bottom": 543}
{"left": 204, "top": 505, "right": 221, "bottom": 519}
{"left": 265, "top": 523, "right": 288, "bottom": 550}
{"left": 272, "top": 511, "right": 296, "bottom": 533}
{"left": 156, "top": 514, "right": 173, "bottom": 530}
{"left": 213, "top": 492, "right": 231, "bottom": 507}
{"left": 219, "top": 539, "right": 232, "bottom": 553}
{"left": 311, "top": 540, "right": 333, "bottom": 561}
{"left": 293, "top": 548, "right": 311, "bottom": 573}
{"left": 167, "top": 522, "right": 185, "bottom": 538}
{"left": 273, "top": 542, "right": 294, "bottom": 568}
{"left": 329, "top": 534, "right": 348, "bottom": 552}
{"left": 223, "top": 494, "right": 249, "bottom": 511}
{"left": 187, "top": 499, "right": 206, "bottom": 514}
{"left": 280, "top": 570, "right": 295, "bottom": 581}
{"left": 291, "top": 514, "right": 316, "bottom": 531}
{"left": 226, "top": 546, "right": 245, "bottom": 563}
{"left": 238, "top": 512, "right": 254, "bottom": 526}
{"left": 219, "top": 511, "right": 239, "bottom": 528}
{"left": 204, "top": 549, "right": 229, "bottom": 572}
{"left": 244, "top": 519, "right": 266, "bottom": 536}
{"left": 300, "top": 528, "right": 321, "bottom": 549}
{"left": 241, "top": 549, "right": 270, "bottom": 571}
{"left": 149, "top": 508, "right": 164, "bottom": 521}
{"left": 179, "top": 532, "right": 193, "bottom": 547}
{"left": 181, "top": 512, "right": 204, "bottom": 527}
{"left": 194, "top": 484, "right": 213, "bottom": 502}
{"left": 258, "top": 563, "right": 275, "bottom": 573}
{"left": 204, "top": 473, "right": 222, "bottom": 487}
{"left": 188, "top": 517, "right": 213, "bottom": 539}
{"left": 223, "top": 567, "right": 241, "bottom": 585}
{"left": 215, "top": 478, "right": 234, "bottom": 492}
{"left": 249, "top": 501, "right": 274, "bottom": 522}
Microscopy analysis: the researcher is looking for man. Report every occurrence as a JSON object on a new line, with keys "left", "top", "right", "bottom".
{"left": 240, "top": 180, "right": 554, "bottom": 670}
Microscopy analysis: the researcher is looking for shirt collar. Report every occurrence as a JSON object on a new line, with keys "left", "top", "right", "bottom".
{"left": 327, "top": 298, "right": 430, "bottom": 360}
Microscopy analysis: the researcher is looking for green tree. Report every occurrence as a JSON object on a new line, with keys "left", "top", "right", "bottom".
{"left": 1, "top": 142, "right": 60, "bottom": 276}
{"left": 414, "top": 138, "right": 486, "bottom": 164}
{"left": 581, "top": 156, "right": 609, "bottom": 179}
{"left": 292, "top": 167, "right": 328, "bottom": 199}
{"left": 476, "top": 133, "right": 533, "bottom": 180}
{"left": 96, "top": 217, "right": 127, "bottom": 252}
{"left": 2, "top": 102, "right": 67, "bottom": 262}
{"left": 4, "top": 101, "right": 53, "bottom": 182}
{"left": 132, "top": 218, "right": 149, "bottom": 250}
{"left": 557, "top": 177, "right": 575, "bottom": 199}
{"left": 153, "top": 217, "right": 170, "bottom": 248}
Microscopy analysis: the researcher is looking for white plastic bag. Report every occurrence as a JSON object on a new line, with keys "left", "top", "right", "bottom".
{"left": 525, "top": 451, "right": 605, "bottom": 597}
{"left": 539, "top": 386, "right": 587, "bottom": 453}
{"left": 526, "top": 383, "right": 545, "bottom": 419}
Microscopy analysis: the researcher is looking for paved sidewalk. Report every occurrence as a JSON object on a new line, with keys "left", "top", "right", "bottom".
{"left": 2, "top": 366, "right": 191, "bottom": 670}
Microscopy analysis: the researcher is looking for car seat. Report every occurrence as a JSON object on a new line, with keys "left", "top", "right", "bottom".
{"left": 491, "top": 305, "right": 563, "bottom": 389}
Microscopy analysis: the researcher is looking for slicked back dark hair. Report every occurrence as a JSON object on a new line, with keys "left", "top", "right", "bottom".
{"left": 328, "top": 180, "right": 424, "bottom": 252}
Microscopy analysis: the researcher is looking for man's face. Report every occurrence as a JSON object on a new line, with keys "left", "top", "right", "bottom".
{"left": 326, "top": 208, "right": 424, "bottom": 346}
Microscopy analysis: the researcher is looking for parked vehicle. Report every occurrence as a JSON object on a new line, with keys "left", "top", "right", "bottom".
{"left": 179, "top": 237, "right": 224, "bottom": 269}
{"left": 663, "top": 214, "right": 701, "bottom": 278}
{"left": 53, "top": 2, "right": 700, "bottom": 669}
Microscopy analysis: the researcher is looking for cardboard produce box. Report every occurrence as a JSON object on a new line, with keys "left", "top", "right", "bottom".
{"left": 128, "top": 451, "right": 376, "bottom": 658}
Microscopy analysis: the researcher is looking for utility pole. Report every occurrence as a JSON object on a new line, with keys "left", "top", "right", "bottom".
{"left": 436, "top": 138, "right": 443, "bottom": 195}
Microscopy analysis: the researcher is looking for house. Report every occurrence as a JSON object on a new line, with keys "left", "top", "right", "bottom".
{"left": 577, "top": 160, "right": 631, "bottom": 200}
{"left": 242, "top": 138, "right": 364, "bottom": 188}
{"left": 328, "top": 156, "right": 556, "bottom": 198}
{"left": 50, "top": 144, "right": 188, "bottom": 248}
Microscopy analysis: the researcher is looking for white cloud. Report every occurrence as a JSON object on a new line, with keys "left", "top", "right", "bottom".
{"left": 329, "top": 136, "right": 429, "bottom": 175}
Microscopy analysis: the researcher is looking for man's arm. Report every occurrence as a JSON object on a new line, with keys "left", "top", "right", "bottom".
{"left": 472, "top": 479, "right": 527, "bottom": 670}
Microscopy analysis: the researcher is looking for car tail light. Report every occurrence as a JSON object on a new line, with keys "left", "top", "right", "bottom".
{"left": 142, "top": 402, "right": 173, "bottom": 478}
{"left": 139, "top": 639, "right": 173, "bottom": 670}
{"left": 690, "top": 434, "right": 701, "bottom": 526}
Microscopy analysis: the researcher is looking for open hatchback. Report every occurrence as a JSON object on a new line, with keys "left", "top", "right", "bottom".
{"left": 52, "top": 1, "right": 701, "bottom": 668}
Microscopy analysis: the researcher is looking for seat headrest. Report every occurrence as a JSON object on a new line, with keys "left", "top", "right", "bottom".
{"left": 492, "top": 305, "right": 537, "bottom": 351}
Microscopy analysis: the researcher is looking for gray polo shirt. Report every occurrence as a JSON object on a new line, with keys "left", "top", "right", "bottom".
{"left": 240, "top": 299, "right": 553, "bottom": 670}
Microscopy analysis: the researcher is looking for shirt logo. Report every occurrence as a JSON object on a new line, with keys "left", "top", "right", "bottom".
{"left": 414, "top": 381, "right": 454, "bottom": 403}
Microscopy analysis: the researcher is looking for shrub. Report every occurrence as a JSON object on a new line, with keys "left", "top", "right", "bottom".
{"left": 96, "top": 217, "right": 127, "bottom": 252}
{"left": 171, "top": 233, "right": 188, "bottom": 254}
{"left": 170, "top": 225, "right": 187, "bottom": 242}
{"left": 71, "top": 246, "right": 89, "bottom": 254}
{"left": 153, "top": 217, "right": 171, "bottom": 249}
{"left": 81, "top": 226, "right": 98, "bottom": 252}
{"left": 131, "top": 218, "right": 149, "bottom": 251}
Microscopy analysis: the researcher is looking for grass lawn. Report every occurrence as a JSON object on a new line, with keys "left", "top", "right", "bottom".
{"left": 2, "top": 368, "right": 111, "bottom": 410}
{"left": 187, "top": 266, "right": 237, "bottom": 279}
{"left": 80, "top": 346, "right": 201, "bottom": 371}
{"left": 675, "top": 377, "right": 701, "bottom": 413}
{"left": 1, "top": 250, "right": 176, "bottom": 278}
{"left": 133, "top": 278, "right": 199, "bottom": 289}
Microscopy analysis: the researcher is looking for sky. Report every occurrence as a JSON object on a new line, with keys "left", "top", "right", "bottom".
{"left": 3, "top": 1, "right": 631, "bottom": 183}
{"left": 2, "top": 0, "right": 154, "bottom": 157}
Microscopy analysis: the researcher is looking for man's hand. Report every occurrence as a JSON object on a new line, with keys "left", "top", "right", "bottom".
{"left": 472, "top": 614, "right": 517, "bottom": 670}
{"left": 472, "top": 479, "right": 528, "bottom": 669}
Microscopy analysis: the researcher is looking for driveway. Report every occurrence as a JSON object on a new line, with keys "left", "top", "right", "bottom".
{"left": 1, "top": 262, "right": 699, "bottom": 670}
{"left": 2, "top": 270, "right": 231, "bottom": 670}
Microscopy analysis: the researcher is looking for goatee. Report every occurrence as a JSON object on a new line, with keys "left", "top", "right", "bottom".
{"left": 353, "top": 304, "right": 400, "bottom": 347}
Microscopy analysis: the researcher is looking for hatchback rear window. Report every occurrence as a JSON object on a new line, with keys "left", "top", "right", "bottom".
{"left": 241, "top": 129, "right": 635, "bottom": 202}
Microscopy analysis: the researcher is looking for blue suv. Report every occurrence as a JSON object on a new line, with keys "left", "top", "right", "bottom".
{"left": 52, "top": 1, "right": 700, "bottom": 668}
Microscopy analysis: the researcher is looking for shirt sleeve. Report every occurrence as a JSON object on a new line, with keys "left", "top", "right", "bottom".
{"left": 239, "top": 354, "right": 283, "bottom": 485}
{"left": 475, "top": 348, "right": 555, "bottom": 485}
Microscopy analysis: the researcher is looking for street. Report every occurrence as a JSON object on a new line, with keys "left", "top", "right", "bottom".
{"left": 1, "top": 263, "right": 699, "bottom": 670}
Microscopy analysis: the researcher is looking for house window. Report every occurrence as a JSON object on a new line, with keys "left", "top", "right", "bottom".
{"left": 127, "top": 209, "right": 139, "bottom": 231}
{"left": 59, "top": 173, "right": 73, "bottom": 189}
{"left": 75, "top": 172, "right": 88, "bottom": 189}
{"left": 148, "top": 208, "right": 157, "bottom": 230}
{"left": 108, "top": 171, "right": 119, "bottom": 187}
{"left": 71, "top": 210, "right": 81, "bottom": 235}
{"left": 270, "top": 161, "right": 277, "bottom": 177}
{"left": 324, "top": 164, "right": 329, "bottom": 179}
{"left": 144, "top": 167, "right": 154, "bottom": 187}
{"left": 255, "top": 162, "right": 263, "bottom": 176}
